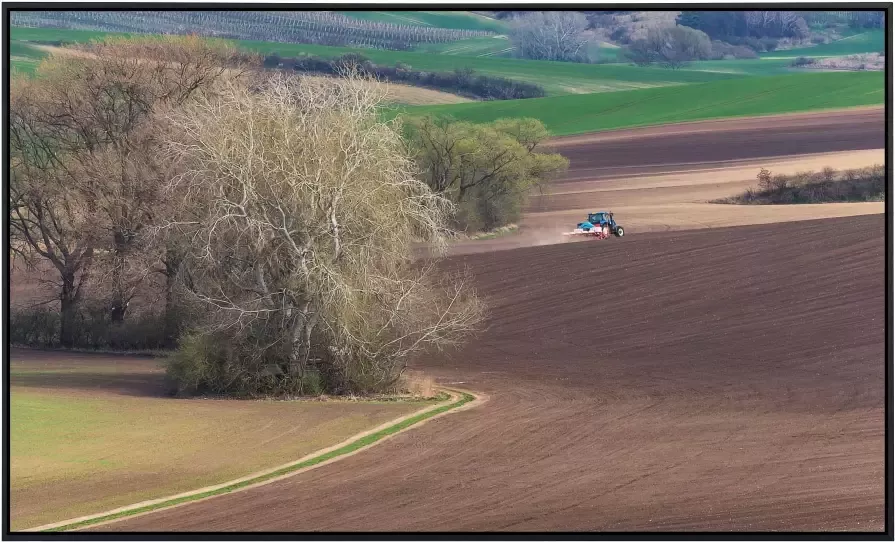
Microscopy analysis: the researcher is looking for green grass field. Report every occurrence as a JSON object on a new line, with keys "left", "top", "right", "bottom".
{"left": 687, "top": 57, "right": 799, "bottom": 76}
{"left": 338, "top": 10, "right": 508, "bottom": 33}
{"left": 236, "top": 40, "right": 742, "bottom": 95}
{"left": 415, "top": 36, "right": 513, "bottom": 57}
{"left": 8, "top": 26, "right": 131, "bottom": 43}
{"left": 761, "top": 30, "right": 885, "bottom": 58}
{"left": 394, "top": 71, "right": 883, "bottom": 136}
{"left": 9, "top": 40, "right": 47, "bottom": 73}
{"left": 10, "top": 350, "right": 427, "bottom": 531}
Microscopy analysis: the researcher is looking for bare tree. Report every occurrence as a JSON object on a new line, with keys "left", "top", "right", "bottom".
{"left": 509, "top": 11, "right": 592, "bottom": 62}
{"left": 8, "top": 36, "right": 259, "bottom": 346}
{"left": 162, "top": 72, "right": 484, "bottom": 395}
{"left": 624, "top": 25, "right": 712, "bottom": 68}
{"left": 9, "top": 77, "right": 98, "bottom": 347}
{"left": 744, "top": 11, "right": 809, "bottom": 39}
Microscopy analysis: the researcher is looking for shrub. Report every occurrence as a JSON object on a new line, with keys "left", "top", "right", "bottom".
{"left": 9, "top": 306, "right": 60, "bottom": 346}
{"left": 8, "top": 304, "right": 172, "bottom": 351}
{"left": 717, "top": 165, "right": 885, "bottom": 204}
{"left": 710, "top": 40, "right": 758, "bottom": 60}
{"left": 791, "top": 56, "right": 816, "bottom": 67}
{"left": 610, "top": 27, "right": 629, "bottom": 43}
{"left": 165, "top": 330, "right": 325, "bottom": 397}
{"left": 756, "top": 168, "right": 772, "bottom": 190}
{"left": 270, "top": 53, "right": 546, "bottom": 100}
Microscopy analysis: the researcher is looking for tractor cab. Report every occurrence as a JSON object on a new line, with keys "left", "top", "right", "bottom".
{"left": 587, "top": 212, "right": 615, "bottom": 227}
{"left": 577, "top": 211, "right": 624, "bottom": 238}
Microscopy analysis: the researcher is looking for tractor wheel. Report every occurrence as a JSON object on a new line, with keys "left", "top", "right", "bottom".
{"left": 615, "top": 227, "right": 625, "bottom": 237}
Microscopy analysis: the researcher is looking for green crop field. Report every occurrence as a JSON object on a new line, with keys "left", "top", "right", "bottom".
{"left": 10, "top": 26, "right": 741, "bottom": 95}
{"left": 338, "top": 10, "right": 508, "bottom": 33}
{"left": 8, "top": 26, "right": 131, "bottom": 43}
{"left": 235, "top": 40, "right": 742, "bottom": 95}
{"left": 394, "top": 71, "right": 883, "bottom": 136}
{"left": 761, "top": 30, "right": 885, "bottom": 58}
{"left": 9, "top": 40, "right": 47, "bottom": 73}
{"left": 415, "top": 36, "right": 513, "bottom": 57}
{"left": 687, "top": 57, "right": 800, "bottom": 76}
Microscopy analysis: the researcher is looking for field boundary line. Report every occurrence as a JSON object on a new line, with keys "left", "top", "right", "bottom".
{"left": 24, "top": 387, "right": 486, "bottom": 533}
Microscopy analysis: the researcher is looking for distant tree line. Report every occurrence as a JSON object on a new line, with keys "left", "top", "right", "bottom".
{"left": 676, "top": 11, "right": 810, "bottom": 52}
{"left": 717, "top": 165, "right": 884, "bottom": 205}
{"left": 265, "top": 52, "right": 547, "bottom": 100}
{"left": 802, "top": 10, "right": 884, "bottom": 29}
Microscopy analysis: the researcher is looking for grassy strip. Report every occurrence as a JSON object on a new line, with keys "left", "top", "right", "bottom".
{"left": 392, "top": 71, "right": 883, "bottom": 136}
{"left": 41, "top": 390, "right": 475, "bottom": 532}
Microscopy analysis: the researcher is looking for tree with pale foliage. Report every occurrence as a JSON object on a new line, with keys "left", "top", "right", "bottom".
{"left": 509, "top": 11, "right": 592, "bottom": 63}
{"left": 625, "top": 25, "right": 712, "bottom": 68}
{"left": 162, "top": 73, "right": 485, "bottom": 396}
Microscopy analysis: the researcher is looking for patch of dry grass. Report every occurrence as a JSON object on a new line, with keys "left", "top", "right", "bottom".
{"left": 9, "top": 348, "right": 427, "bottom": 531}
{"left": 299, "top": 74, "right": 471, "bottom": 105}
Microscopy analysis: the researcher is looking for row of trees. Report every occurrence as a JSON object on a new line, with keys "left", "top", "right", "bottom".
{"left": 677, "top": 11, "right": 810, "bottom": 46}
{"left": 10, "top": 37, "right": 570, "bottom": 396}
{"left": 10, "top": 36, "right": 259, "bottom": 348}
{"left": 802, "top": 11, "right": 884, "bottom": 29}
{"left": 265, "top": 52, "right": 546, "bottom": 100}
{"left": 11, "top": 10, "right": 493, "bottom": 52}
{"left": 10, "top": 37, "right": 490, "bottom": 396}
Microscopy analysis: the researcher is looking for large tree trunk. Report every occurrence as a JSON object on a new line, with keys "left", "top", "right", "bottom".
{"left": 109, "top": 234, "right": 130, "bottom": 323}
{"left": 59, "top": 270, "right": 78, "bottom": 348}
{"left": 161, "top": 245, "right": 184, "bottom": 347}
{"left": 287, "top": 302, "right": 319, "bottom": 382}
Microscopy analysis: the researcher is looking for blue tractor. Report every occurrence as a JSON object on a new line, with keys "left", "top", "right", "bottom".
{"left": 570, "top": 211, "right": 625, "bottom": 239}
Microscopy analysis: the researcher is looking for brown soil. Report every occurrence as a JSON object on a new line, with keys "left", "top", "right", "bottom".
{"left": 28, "top": 107, "right": 886, "bottom": 532}
{"left": 449, "top": 108, "right": 884, "bottom": 256}
{"left": 98, "top": 215, "right": 886, "bottom": 532}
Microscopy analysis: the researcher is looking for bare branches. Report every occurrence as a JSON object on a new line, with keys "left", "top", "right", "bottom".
{"left": 9, "top": 35, "right": 258, "bottom": 342}
{"left": 163, "top": 70, "right": 483, "bottom": 395}
{"left": 509, "top": 12, "right": 592, "bottom": 63}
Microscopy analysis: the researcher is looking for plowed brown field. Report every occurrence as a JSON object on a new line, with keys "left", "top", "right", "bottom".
{"left": 93, "top": 109, "right": 886, "bottom": 532}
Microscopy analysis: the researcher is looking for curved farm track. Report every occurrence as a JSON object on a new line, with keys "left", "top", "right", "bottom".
{"left": 96, "top": 109, "right": 886, "bottom": 532}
